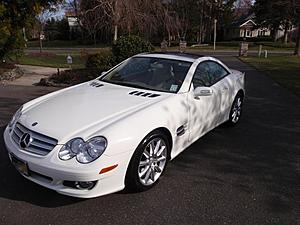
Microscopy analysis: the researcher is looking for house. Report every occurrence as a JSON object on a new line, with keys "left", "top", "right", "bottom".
{"left": 225, "top": 13, "right": 271, "bottom": 40}
{"left": 65, "top": 11, "right": 80, "bottom": 32}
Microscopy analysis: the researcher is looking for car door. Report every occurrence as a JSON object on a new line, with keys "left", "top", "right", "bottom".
{"left": 205, "top": 61, "right": 233, "bottom": 123}
{"left": 188, "top": 61, "right": 230, "bottom": 142}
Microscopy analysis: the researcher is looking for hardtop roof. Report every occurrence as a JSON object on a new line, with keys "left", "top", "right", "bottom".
{"left": 137, "top": 52, "right": 204, "bottom": 62}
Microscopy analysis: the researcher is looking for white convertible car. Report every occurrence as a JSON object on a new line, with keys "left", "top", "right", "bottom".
{"left": 4, "top": 53, "right": 245, "bottom": 198}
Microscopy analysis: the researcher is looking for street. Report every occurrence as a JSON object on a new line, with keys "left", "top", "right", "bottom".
{"left": 0, "top": 57, "right": 299, "bottom": 225}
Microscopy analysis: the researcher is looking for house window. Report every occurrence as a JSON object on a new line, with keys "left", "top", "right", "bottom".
{"left": 246, "top": 30, "right": 252, "bottom": 37}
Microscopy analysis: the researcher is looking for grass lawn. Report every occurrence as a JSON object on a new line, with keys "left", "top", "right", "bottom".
{"left": 240, "top": 56, "right": 300, "bottom": 97}
{"left": 27, "top": 40, "right": 109, "bottom": 48}
{"left": 156, "top": 41, "right": 295, "bottom": 52}
{"left": 12, "top": 53, "right": 86, "bottom": 69}
{"left": 27, "top": 40, "right": 295, "bottom": 52}
{"left": 157, "top": 46, "right": 294, "bottom": 53}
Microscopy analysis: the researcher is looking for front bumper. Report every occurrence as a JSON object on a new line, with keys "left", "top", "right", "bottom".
{"left": 4, "top": 126, "right": 131, "bottom": 198}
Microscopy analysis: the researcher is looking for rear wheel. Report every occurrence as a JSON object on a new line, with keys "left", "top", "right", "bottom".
{"left": 126, "top": 132, "right": 169, "bottom": 191}
{"left": 228, "top": 93, "right": 243, "bottom": 126}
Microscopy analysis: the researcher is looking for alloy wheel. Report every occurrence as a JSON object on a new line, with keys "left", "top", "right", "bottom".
{"left": 231, "top": 96, "right": 242, "bottom": 123}
{"left": 138, "top": 138, "right": 167, "bottom": 186}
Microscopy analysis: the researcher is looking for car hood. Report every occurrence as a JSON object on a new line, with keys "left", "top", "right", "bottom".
{"left": 20, "top": 81, "right": 168, "bottom": 143}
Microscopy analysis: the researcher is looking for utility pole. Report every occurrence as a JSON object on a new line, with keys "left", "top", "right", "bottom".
{"left": 213, "top": 19, "right": 217, "bottom": 51}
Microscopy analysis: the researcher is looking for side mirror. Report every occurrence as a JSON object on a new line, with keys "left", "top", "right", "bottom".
{"left": 194, "top": 86, "right": 213, "bottom": 98}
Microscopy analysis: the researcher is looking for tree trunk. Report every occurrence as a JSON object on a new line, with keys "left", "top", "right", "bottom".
{"left": 283, "top": 22, "right": 289, "bottom": 45}
{"left": 167, "top": 29, "right": 171, "bottom": 47}
{"left": 127, "top": 23, "right": 131, "bottom": 36}
{"left": 114, "top": 25, "right": 118, "bottom": 42}
{"left": 39, "top": 33, "right": 43, "bottom": 53}
{"left": 283, "top": 30, "right": 288, "bottom": 45}
{"left": 199, "top": 0, "right": 205, "bottom": 44}
{"left": 93, "top": 33, "right": 97, "bottom": 46}
{"left": 272, "top": 25, "right": 280, "bottom": 42}
{"left": 294, "top": 26, "right": 300, "bottom": 56}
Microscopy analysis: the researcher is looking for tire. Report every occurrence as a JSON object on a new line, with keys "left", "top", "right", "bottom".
{"left": 125, "top": 131, "right": 170, "bottom": 192}
{"left": 227, "top": 93, "right": 244, "bottom": 126}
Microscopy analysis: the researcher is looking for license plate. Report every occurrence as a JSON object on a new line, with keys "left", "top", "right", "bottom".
{"left": 10, "top": 154, "right": 30, "bottom": 176}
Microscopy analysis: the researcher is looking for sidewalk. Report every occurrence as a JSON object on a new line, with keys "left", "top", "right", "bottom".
{"left": 2, "top": 65, "right": 68, "bottom": 86}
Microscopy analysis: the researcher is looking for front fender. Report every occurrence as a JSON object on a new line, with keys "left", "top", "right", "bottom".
{"left": 96, "top": 94, "right": 189, "bottom": 158}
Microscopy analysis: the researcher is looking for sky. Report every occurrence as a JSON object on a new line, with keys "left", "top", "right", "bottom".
{"left": 41, "top": 4, "right": 66, "bottom": 21}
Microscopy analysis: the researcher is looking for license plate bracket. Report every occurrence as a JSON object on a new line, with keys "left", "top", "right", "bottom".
{"left": 10, "top": 154, "right": 30, "bottom": 176}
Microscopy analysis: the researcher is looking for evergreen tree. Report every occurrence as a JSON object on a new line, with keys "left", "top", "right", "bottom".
{"left": 0, "top": 0, "right": 62, "bottom": 59}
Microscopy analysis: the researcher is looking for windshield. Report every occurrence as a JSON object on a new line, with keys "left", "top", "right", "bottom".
{"left": 100, "top": 57, "right": 192, "bottom": 93}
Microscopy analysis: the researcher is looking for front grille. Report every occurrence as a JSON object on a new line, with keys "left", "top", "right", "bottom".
{"left": 11, "top": 123, "right": 58, "bottom": 156}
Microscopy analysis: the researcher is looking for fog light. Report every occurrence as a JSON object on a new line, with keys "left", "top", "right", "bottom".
{"left": 75, "top": 181, "right": 96, "bottom": 190}
{"left": 63, "top": 180, "right": 97, "bottom": 190}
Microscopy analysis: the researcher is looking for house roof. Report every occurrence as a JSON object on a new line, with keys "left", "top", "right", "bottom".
{"left": 230, "top": 13, "right": 256, "bottom": 28}
{"left": 240, "top": 19, "right": 256, "bottom": 27}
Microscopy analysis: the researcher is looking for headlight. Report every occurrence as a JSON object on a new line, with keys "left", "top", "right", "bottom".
{"left": 58, "top": 137, "right": 107, "bottom": 164}
{"left": 8, "top": 106, "right": 23, "bottom": 128}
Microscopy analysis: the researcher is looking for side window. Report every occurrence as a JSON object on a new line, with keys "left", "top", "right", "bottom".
{"left": 192, "top": 62, "right": 212, "bottom": 88}
{"left": 192, "top": 61, "right": 229, "bottom": 88}
{"left": 206, "top": 61, "right": 229, "bottom": 84}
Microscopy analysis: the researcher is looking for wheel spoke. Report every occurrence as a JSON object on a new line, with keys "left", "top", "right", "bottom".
{"left": 154, "top": 140, "right": 161, "bottom": 155}
{"left": 156, "top": 145, "right": 166, "bottom": 157}
{"left": 232, "top": 111, "right": 237, "bottom": 119}
{"left": 157, "top": 156, "right": 166, "bottom": 162}
{"left": 144, "top": 167, "right": 152, "bottom": 183}
{"left": 139, "top": 165, "right": 150, "bottom": 177}
{"left": 149, "top": 142, "right": 154, "bottom": 156}
{"left": 139, "top": 160, "right": 149, "bottom": 167}
{"left": 143, "top": 151, "right": 150, "bottom": 159}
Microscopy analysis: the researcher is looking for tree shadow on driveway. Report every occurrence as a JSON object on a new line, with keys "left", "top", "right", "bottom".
{"left": 0, "top": 125, "right": 84, "bottom": 207}
{"left": 0, "top": 58, "right": 299, "bottom": 223}
{"left": 0, "top": 94, "right": 84, "bottom": 207}
{"left": 169, "top": 59, "right": 300, "bottom": 218}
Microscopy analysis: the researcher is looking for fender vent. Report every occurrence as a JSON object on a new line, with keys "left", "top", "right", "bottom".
{"left": 90, "top": 82, "right": 104, "bottom": 88}
{"left": 129, "top": 91, "right": 160, "bottom": 98}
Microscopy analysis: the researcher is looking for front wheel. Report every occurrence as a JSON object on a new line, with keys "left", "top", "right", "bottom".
{"left": 227, "top": 93, "right": 243, "bottom": 126}
{"left": 125, "top": 132, "right": 169, "bottom": 192}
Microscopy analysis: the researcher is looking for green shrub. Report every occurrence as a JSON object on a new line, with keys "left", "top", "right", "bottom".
{"left": 85, "top": 50, "right": 115, "bottom": 72}
{"left": 48, "top": 68, "right": 102, "bottom": 85}
{"left": 112, "top": 35, "right": 154, "bottom": 63}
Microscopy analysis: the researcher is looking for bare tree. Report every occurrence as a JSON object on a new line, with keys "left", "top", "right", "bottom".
{"left": 234, "top": 0, "right": 252, "bottom": 17}
{"left": 36, "top": 9, "right": 56, "bottom": 52}
{"left": 78, "top": 0, "right": 174, "bottom": 42}
{"left": 80, "top": 1, "right": 110, "bottom": 45}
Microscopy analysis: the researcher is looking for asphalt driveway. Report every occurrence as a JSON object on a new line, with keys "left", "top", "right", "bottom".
{"left": 0, "top": 57, "right": 299, "bottom": 225}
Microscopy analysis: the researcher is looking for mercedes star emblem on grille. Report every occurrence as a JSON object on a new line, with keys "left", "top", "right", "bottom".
{"left": 19, "top": 133, "right": 32, "bottom": 149}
